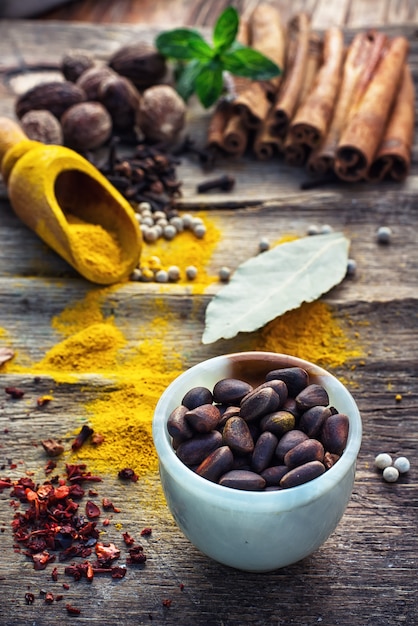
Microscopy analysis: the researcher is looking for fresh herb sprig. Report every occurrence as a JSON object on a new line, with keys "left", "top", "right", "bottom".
{"left": 155, "top": 7, "right": 281, "bottom": 108}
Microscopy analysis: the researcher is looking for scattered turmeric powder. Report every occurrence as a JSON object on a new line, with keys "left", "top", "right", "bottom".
{"left": 254, "top": 300, "right": 364, "bottom": 369}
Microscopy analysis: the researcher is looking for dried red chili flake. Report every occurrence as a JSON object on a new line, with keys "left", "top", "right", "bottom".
{"left": 88, "top": 488, "right": 98, "bottom": 497}
{"left": 55, "top": 594, "right": 63, "bottom": 601}
{"left": 25, "top": 592, "right": 35, "bottom": 605}
{"left": 102, "top": 518, "right": 110, "bottom": 527}
{"left": 44, "top": 591, "right": 54, "bottom": 604}
{"left": 66, "top": 604, "right": 81, "bottom": 616}
{"left": 91, "top": 432, "right": 105, "bottom": 446}
{"left": 86, "top": 561, "right": 94, "bottom": 582}
{"left": 5, "top": 386, "right": 25, "bottom": 399}
{"left": 102, "top": 497, "right": 114, "bottom": 510}
{"left": 62, "top": 582, "right": 70, "bottom": 590}
{"left": 0, "top": 477, "right": 12, "bottom": 491}
{"left": 140, "top": 527, "right": 152, "bottom": 537}
{"left": 71, "top": 425, "right": 94, "bottom": 451}
{"left": 118, "top": 468, "right": 138, "bottom": 482}
{"left": 65, "top": 463, "right": 102, "bottom": 484}
{"left": 179, "top": 583, "right": 184, "bottom": 591}
{"left": 41, "top": 439, "right": 64, "bottom": 458}
{"left": 44, "top": 460, "right": 57, "bottom": 475}
{"left": 68, "top": 484, "right": 85, "bottom": 499}
{"left": 32, "top": 550, "right": 56, "bottom": 570}
{"left": 162, "top": 598, "right": 172, "bottom": 608}
{"left": 85, "top": 500, "right": 101, "bottom": 519}
{"left": 51, "top": 566, "right": 59, "bottom": 581}
{"left": 122, "top": 531, "right": 135, "bottom": 546}
{"left": 95, "top": 542, "right": 120, "bottom": 564}
{"left": 111, "top": 566, "right": 127, "bottom": 579}
{"left": 126, "top": 545, "right": 146, "bottom": 565}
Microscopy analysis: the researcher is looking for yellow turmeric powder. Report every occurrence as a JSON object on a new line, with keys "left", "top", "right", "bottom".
{"left": 254, "top": 300, "right": 364, "bottom": 369}
{"left": 67, "top": 214, "right": 123, "bottom": 277}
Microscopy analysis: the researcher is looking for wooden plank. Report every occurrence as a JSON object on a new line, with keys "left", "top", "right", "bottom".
{"left": 311, "top": 0, "right": 351, "bottom": 28}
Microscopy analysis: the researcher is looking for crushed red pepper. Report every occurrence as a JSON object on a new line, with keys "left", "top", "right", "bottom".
{"left": 5, "top": 386, "right": 25, "bottom": 399}
{"left": 1, "top": 461, "right": 148, "bottom": 595}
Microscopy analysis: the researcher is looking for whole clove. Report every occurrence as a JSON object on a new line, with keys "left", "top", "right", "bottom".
{"left": 196, "top": 174, "right": 235, "bottom": 193}
{"left": 71, "top": 425, "right": 94, "bottom": 451}
{"left": 95, "top": 138, "right": 183, "bottom": 216}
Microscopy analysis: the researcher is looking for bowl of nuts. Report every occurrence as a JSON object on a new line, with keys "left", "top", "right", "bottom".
{"left": 152, "top": 351, "right": 362, "bottom": 572}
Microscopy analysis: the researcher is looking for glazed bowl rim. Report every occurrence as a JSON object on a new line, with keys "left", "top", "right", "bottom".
{"left": 152, "top": 351, "right": 362, "bottom": 511}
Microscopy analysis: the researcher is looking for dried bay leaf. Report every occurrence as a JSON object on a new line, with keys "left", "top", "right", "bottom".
{"left": 202, "top": 232, "right": 350, "bottom": 344}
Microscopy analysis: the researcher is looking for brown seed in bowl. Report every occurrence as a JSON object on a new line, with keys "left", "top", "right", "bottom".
{"left": 280, "top": 460, "right": 325, "bottom": 489}
{"left": 295, "top": 383, "right": 329, "bottom": 412}
{"left": 219, "top": 469, "right": 266, "bottom": 491}
{"left": 195, "top": 446, "right": 234, "bottom": 482}
{"left": 213, "top": 378, "right": 253, "bottom": 405}
{"left": 222, "top": 416, "right": 254, "bottom": 455}
{"left": 185, "top": 404, "right": 221, "bottom": 433}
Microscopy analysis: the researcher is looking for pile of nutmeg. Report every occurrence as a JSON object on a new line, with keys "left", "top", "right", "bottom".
{"left": 14, "top": 43, "right": 186, "bottom": 152}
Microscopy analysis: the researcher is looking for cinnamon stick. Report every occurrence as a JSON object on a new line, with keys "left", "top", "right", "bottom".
{"left": 222, "top": 112, "right": 249, "bottom": 156}
{"left": 253, "top": 108, "right": 285, "bottom": 160}
{"left": 367, "top": 63, "right": 415, "bottom": 182}
{"left": 288, "top": 27, "right": 345, "bottom": 149}
{"left": 308, "top": 31, "right": 388, "bottom": 175}
{"left": 284, "top": 135, "right": 310, "bottom": 167}
{"left": 232, "top": 4, "right": 286, "bottom": 129}
{"left": 271, "top": 13, "right": 311, "bottom": 137}
{"left": 206, "top": 100, "right": 233, "bottom": 152}
{"left": 334, "top": 35, "right": 409, "bottom": 182}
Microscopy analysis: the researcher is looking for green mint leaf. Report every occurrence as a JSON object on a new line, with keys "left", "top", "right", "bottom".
{"left": 156, "top": 28, "right": 209, "bottom": 60}
{"left": 175, "top": 59, "right": 204, "bottom": 102}
{"left": 213, "top": 6, "right": 239, "bottom": 52}
{"left": 194, "top": 61, "right": 224, "bottom": 108}
{"left": 222, "top": 46, "right": 281, "bottom": 80}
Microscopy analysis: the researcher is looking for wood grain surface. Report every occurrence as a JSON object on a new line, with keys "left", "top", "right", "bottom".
{"left": 0, "top": 9, "right": 417, "bottom": 626}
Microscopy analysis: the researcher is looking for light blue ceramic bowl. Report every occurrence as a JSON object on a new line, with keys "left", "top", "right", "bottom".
{"left": 152, "top": 352, "right": 362, "bottom": 572}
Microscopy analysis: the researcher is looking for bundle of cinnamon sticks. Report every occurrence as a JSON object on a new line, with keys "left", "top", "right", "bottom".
{"left": 206, "top": 4, "right": 415, "bottom": 183}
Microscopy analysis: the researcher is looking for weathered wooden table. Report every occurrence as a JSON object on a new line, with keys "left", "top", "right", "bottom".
{"left": 0, "top": 5, "right": 417, "bottom": 626}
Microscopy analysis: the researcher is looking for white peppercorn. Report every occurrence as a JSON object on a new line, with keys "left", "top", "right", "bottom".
{"left": 258, "top": 237, "right": 270, "bottom": 253}
{"left": 346, "top": 259, "right": 357, "bottom": 277}
{"left": 374, "top": 453, "right": 392, "bottom": 469}
{"left": 382, "top": 466, "right": 399, "bottom": 483}
{"left": 307, "top": 224, "right": 320, "bottom": 236}
{"left": 376, "top": 226, "right": 392, "bottom": 244}
{"left": 138, "top": 201, "right": 152, "bottom": 213}
{"left": 193, "top": 224, "right": 206, "bottom": 239}
{"left": 155, "top": 269, "right": 169, "bottom": 283}
{"left": 320, "top": 224, "right": 333, "bottom": 234}
{"left": 143, "top": 227, "right": 158, "bottom": 243}
{"left": 218, "top": 266, "right": 231, "bottom": 282}
{"left": 181, "top": 213, "right": 194, "bottom": 229}
{"left": 167, "top": 265, "right": 181, "bottom": 282}
{"left": 169, "top": 216, "right": 183, "bottom": 232}
{"left": 393, "top": 456, "right": 410, "bottom": 473}
{"left": 130, "top": 268, "right": 142, "bottom": 281}
{"left": 163, "top": 224, "right": 177, "bottom": 240}
{"left": 186, "top": 265, "right": 198, "bottom": 280}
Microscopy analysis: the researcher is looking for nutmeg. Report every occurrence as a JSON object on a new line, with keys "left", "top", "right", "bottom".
{"left": 137, "top": 85, "right": 186, "bottom": 144}
{"left": 20, "top": 110, "right": 63, "bottom": 145}
{"left": 76, "top": 66, "right": 116, "bottom": 101}
{"left": 61, "top": 102, "right": 112, "bottom": 151}
{"left": 61, "top": 49, "right": 95, "bottom": 82}
{"left": 98, "top": 74, "right": 141, "bottom": 130}
{"left": 108, "top": 42, "right": 167, "bottom": 88}
{"left": 15, "top": 81, "right": 86, "bottom": 120}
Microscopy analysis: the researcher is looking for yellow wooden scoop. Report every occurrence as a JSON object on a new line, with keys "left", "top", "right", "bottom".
{"left": 0, "top": 117, "right": 141, "bottom": 285}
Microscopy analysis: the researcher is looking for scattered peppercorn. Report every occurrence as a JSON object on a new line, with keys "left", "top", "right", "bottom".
{"left": 218, "top": 266, "right": 231, "bottom": 282}
{"left": 376, "top": 226, "right": 392, "bottom": 244}
{"left": 382, "top": 466, "right": 399, "bottom": 482}
{"left": 5, "top": 386, "right": 25, "bottom": 399}
{"left": 374, "top": 453, "right": 392, "bottom": 469}
{"left": 258, "top": 237, "right": 270, "bottom": 253}
{"left": 118, "top": 467, "right": 139, "bottom": 482}
{"left": 393, "top": 456, "right": 410, "bottom": 473}
{"left": 71, "top": 424, "right": 94, "bottom": 451}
